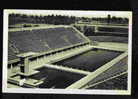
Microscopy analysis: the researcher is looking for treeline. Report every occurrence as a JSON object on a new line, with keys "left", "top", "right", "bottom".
{"left": 9, "top": 13, "right": 129, "bottom": 25}
{"left": 9, "top": 14, "right": 76, "bottom": 25}
{"left": 91, "top": 17, "right": 129, "bottom": 24}
{"left": 78, "top": 16, "right": 129, "bottom": 24}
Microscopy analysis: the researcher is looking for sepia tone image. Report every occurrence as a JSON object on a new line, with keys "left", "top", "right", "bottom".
{"left": 3, "top": 9, "right": 132, "bottom": 94}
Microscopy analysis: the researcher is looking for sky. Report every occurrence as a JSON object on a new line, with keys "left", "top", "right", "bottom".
{"left": 5, "top": 9, "right": 132, "bottom": 18}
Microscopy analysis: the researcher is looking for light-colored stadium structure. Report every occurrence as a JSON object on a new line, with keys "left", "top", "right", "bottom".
{"left": 7, "top": 24, "right": 128, "bottom": 89}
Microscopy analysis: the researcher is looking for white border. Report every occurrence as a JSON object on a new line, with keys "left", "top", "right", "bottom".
{"left": 2, "top": 9, "right": 132, "bottom": 95}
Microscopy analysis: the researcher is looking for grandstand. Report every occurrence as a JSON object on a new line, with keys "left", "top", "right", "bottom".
{"left": 7, "top": 25, "right": 128, "bottom": 90}
{"left": 89, "top": 73, "right": 127, "bottom": 90}
{"left": 8, "top": 26, "right": 89, "bottom": 59}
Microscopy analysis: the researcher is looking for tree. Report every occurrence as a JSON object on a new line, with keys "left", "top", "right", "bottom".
{"left": 107, "top": 14, "right": 111, "bottom": 24}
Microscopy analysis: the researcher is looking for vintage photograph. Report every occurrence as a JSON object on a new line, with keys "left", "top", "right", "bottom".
{"left": 3, "top": 9, "right": 132, "bottom": 95}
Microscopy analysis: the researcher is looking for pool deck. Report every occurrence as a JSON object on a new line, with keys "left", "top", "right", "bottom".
{"left": 92, "top": 42, "right": 128, "bottom": 52}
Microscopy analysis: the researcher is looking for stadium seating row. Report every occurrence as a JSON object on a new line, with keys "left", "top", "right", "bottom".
{"left": 87, "top": 57, "right": 128, "bottom": 85}
{"left": 89, "top": 73, "right": 127, "bottom": 90}
{"left": 8, "top": 27, "right": 88, "bottom": 61}
{"left": 8, "top": 47, "right": 18, "bottom": 60}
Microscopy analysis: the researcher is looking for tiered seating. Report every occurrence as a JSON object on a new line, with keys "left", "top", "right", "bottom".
{"left": 67, "top": 27, "right": 86, "bottom": 43}
{"left": 87, "top": 58, "right": 127, "bottom": 86}
{"left": 89, "top": 73, "right": 127, "bottom": 90}
{"left": 8, "top": 45, "right": 18, "bottom": 61}
{"left": 33, "top": 29, "right": 70, "bottom": 49}
{"left": 8, "top": 27, "right": 88, "bottom": 61}
{"left": 9, "top": 30, "right": 50, "bottom": 53}
{"left": 8, "top": 40, "right": 19, "bottom": 61}
{"left": 32, "top": 27, "right": 87, "bottom": 48}
{"left": 61, "top": 28, "right": 82, "bottom": 44}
